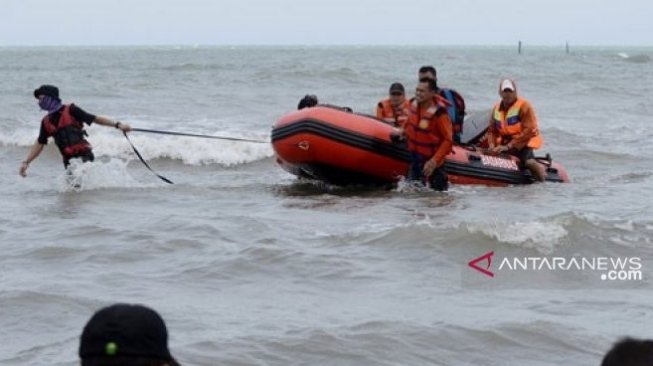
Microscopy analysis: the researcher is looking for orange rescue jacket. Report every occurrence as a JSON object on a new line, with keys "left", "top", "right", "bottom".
{"left": 376, "top": 98, "right": 410, "bottom": 127}
{"left": 404, "top": 97, "right": 453, "bottom": 166}
{"left": 490, "top": 97, "right": 543, "bottom": 149}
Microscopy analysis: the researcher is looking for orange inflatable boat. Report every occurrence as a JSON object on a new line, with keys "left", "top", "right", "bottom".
{"left": 271, "top": 106, "right": 569, "bottom": 186}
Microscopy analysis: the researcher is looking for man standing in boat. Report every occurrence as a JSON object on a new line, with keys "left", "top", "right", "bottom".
{"left": 375, "top": 82, "right": 410, "bottom": 127}
{"left": 485, "top": 78, "right": 546, "bottom": 182}
{"left": 393, "top": 78, "right": 453, "bottom": 191}
{"left": 417, "top": 66, "right": 466, "bottom": 143}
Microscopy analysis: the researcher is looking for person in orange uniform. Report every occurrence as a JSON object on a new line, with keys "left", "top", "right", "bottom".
{"left": 376, "top": 82, "right": 411, "bottom": 127}
{"left": 393, "top": 78, "right": 453, "bottom": 191}
{"left": 486, "top": 78, "right": 545, "bottom": 182}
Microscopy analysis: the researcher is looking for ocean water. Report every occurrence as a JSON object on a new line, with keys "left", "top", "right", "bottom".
{"left": 1, "top": 46, "right": 652, "bottom": 366}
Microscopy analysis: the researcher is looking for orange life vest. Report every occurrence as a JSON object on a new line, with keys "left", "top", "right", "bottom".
{"left": 409, "top": 95, "right": 460, "bottom": 142}
{"left": 492, "top": 97, "right": 542, "bottom": 149}
{"left": 377, "top": 98, "right": 410, "bottom": 127}
{"left": 42, "top": 104, "right": 92, "bottom": 158}
{"left": 405, "top": 98, "right": 447, "bottom": 159}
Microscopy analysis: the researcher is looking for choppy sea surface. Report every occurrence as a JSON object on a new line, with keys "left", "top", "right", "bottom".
{"left": 1, "top": 46, "right": 652, "bottom": 365}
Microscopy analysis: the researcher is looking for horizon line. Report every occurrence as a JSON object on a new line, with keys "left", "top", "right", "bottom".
{"left": 1, "top": 43, "right": 651, "bottom": 48}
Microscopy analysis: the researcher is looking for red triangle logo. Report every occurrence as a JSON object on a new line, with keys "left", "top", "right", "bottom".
{"left": 468, "top": 251, "right": 495, "bottom": 278}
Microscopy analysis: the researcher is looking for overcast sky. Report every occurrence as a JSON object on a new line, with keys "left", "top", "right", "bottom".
{"left": 1, "top": 0, "right": 651, "bottom": 46}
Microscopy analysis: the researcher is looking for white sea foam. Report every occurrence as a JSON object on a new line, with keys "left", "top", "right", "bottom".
{"left": 99, "top": 133, "right": 273, "bottom": 166}
{"left": 56, "top": 158, "right": 153, "bottom": 192}
{"left": 467, "top": 219, "right": 569, "bottom": 254}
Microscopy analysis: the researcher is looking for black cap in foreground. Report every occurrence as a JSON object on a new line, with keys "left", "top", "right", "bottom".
{"left": 79, "top": 303, "right": 179, "bottom": 365}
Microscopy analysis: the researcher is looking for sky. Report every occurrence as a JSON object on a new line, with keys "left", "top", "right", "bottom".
{"left": 1, "top": 0, "right": 651, "bottom": 46}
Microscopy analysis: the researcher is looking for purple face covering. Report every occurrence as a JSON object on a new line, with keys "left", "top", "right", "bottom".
{"left": 38, "top": 95, "right": 62, "bottom": 113}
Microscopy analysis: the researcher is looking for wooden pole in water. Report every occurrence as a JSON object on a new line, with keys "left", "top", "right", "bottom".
{"left": 518, "top": 40, "right": 522, "bottom": 54}
{"left": 566, "top": 41, "right": 570, "bottom": 54}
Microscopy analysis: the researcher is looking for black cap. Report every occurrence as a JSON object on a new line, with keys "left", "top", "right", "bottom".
{"left": 389, "top": 82, "right": 405, "bottom": 94}
{"left": 34, "top": 85, "right": 60, "bottom": 100}
{"left": 79, "top": 304, "right": 179, "bottom": 365}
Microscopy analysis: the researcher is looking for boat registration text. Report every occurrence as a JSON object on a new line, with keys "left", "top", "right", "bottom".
{"left": 480, "top": 155, "right": 519, "bottom": 171}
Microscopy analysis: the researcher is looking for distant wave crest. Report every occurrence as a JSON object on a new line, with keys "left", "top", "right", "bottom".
{"left": 617, "top": 52, "right": 651, "bottom": 63}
